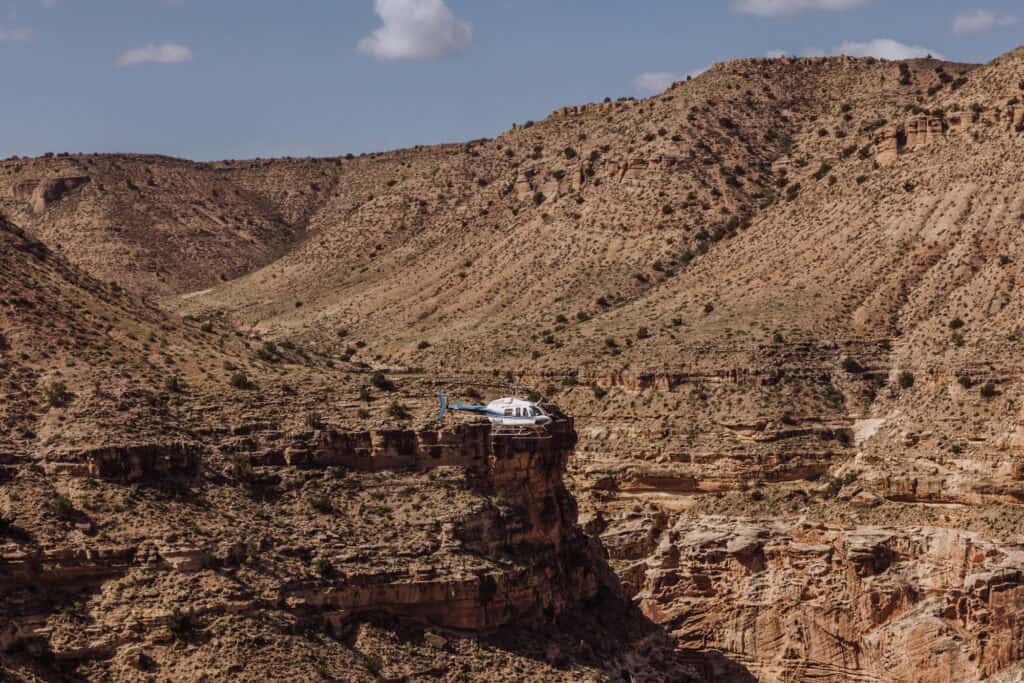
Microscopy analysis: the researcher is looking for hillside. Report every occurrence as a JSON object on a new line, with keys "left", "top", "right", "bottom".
{"left": 5, "top": 47, "right": 1024, "bottom": 682}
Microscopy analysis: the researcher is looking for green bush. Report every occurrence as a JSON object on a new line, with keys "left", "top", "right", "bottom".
{"left": 388, "top": 401, "right": 412, "bottom": 420}
{"left": 841, "top": 357, "right": 863, "bottom": 373}
{"left": 226, "top": 541, "right": 248, "bottom": 566}
{"left": 229, "top": 371, "right": 253, "bottom": 389}
{"left": 370, "top": 372, "right": 395, "bottom": 392}
{"left": 53, "top": 495, "right": 76, "bottom": 519}
{"left": 168, "top": 608, "right": 195, "bottom": 640}
{"left": 44, "top": 381, "right": 73, "bottom": 408}
{"left": 364, "top": 655, "right": 383, "bottom": 675}
{"left": 310, "top": 495, "right": 333, "bottom": 514}
{"left": 315, "top": 558, "right": 334, "bottom": 578}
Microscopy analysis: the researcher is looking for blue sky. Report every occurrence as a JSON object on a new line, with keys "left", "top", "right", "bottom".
{"left": 1, "top": 0, "right": 1021, "bottom": 160}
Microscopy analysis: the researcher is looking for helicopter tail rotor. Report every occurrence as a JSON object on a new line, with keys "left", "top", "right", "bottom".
{"left": 437, "top": 388, "right": 448, "bottom": 421}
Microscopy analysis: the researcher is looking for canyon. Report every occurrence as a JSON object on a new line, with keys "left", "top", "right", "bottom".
{"left": 5, "top": 48, "right": 1024, "bottom": 681}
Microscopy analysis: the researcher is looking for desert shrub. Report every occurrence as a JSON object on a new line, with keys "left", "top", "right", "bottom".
{"left": 957, "top": 375, "right": 973, "bottom": 389}
{"left": 315, "top": 558, "right": 334, "bottom": 578}
{"left": 980, "top": 381, "right": 997, "bottom": 398}
{"left": 43, "top": 381, "right": 72, "bottom": 408}
{"left": 636, "top": 327, "right": 650, "bottom": 340}
{"left": 897, "top": 371, "right": 915, "bottom": 389}
{"left": 898, "top": 63, "right": 912, "bottom": 86}
{"left": 226, "top": 541, "right": 248, "bottom": 566}
{"left": 532, "top": 191, "right": 546, "bottom": 205}
{"left": 704, "top": 302, "right": 715, "bottom": 314}
{"left": 388, "top": 401, "right": 412, "bottom": 420}
{"left": 304, "top": 412, "right": 323, "bottom": 430}
{"left": 358, "top": 386, "right": 371, "bottom": 402}
{"left": 841, "top": 357, "right": 863, "bottom": 373}
{"left": 52, "top": 494, "right": 74, "bottom": 519}
{"left": 949, "top": 317, "right": 964, "bottom": 329}
{"left": 364, "top": 655, "right": 383, "bottom": 675}
{"left": 229, "top": 371, "right": 252, "bottom": 389}
{"left": 563, "top": 146, "right": 577, "bottom": 159}
{"left": 785, "top": 183, "right": 801, "bottom": 201}
{"left": 591, "top": 385, "right": 608, "bottom": 400}
{"left": 370, "top": 372, "right": 395, "bottom": 392}
{"left": 168, "top": 608, "right": 195, "bottom": 640}
{"left": 417, "top": 340, "right": 431, "bottom": 350}
{"left": 814, "top": 162, "right": 833, "bottom": 181}
{"left": 310, "top": 495, "right": 333, "bottom": 514}
{"left": 164, "top": 375, "right": 183, "bottom": 393}
{"left": 951, "top": 332, "right": 964, "bottom": 347}
{"left": 662, "top": 203, "right": 674, "bottom": 215}
{"left": 256, "top": 341, "right": 278, "bottom": 361}
{"left": 604, "top": 337, "right": 618, "bottom": 349}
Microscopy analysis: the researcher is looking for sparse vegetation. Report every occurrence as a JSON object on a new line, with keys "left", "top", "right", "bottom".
{"left": 229, "top": 371, "right": 253, "bottom": 389}
{"left": 898, "top": 371, "right": 915, "bottom": 389}
{"left": 310, "top": 495, "right": 333, "bottom": 514}
{"left": 388, "top": 401, "right": 412, "bottom": 420}
{"left": 43, "top": 381, "right": 73, "bottom": 408}
{"left": 371, "top": 372, "right": 396, "bottom": 392}
{"left": 168, "top": 608, "right": 195, "bottom": 640}
{"left": 841, "top": 357, "right": 863, "bottom": 373}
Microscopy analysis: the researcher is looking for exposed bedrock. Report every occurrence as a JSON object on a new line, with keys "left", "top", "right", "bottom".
{"left": 0, "top": 415, "right": 611, "bottom": 664}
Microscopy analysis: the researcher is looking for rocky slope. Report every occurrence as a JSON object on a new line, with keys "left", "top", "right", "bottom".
{"left": 6, "top": 48, "right": 1024, "bottom": 681}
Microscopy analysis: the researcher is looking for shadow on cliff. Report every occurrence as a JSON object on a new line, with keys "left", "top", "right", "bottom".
{"left": 454, "top": 528, "right": 757, "bottom": 683}
{"left": 472, "top": 584, "right": 758, "bottom": 682}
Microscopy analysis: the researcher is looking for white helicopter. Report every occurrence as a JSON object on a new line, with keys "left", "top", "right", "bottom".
{"left": 437, "top": 388, "right": 553, "bottom": 436}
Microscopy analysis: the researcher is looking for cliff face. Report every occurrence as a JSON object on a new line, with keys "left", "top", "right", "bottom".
{"left": 0, "top": 416, "right": 617, "bottom": 680}
{"left": 596, "top": 513, "right": 1024, "bottom": 683}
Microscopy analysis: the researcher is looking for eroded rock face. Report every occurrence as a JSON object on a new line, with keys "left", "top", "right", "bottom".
{"left": 0, "top": 416, "right": 606, "bottom": 668}
{"left": 609, "top": 516, "right": 1024, "bottom": 683}
{"left": 13, "top": 176, "right": 91, "bottom": 213}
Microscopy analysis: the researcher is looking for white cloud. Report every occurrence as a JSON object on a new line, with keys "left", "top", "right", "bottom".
{"left": 952, "top": 9, "right": 1018, "bottom": 35}
{"left": 834, "top": 38, "right": 943, "bottom": 60}
{"left": 0, "top": 26, "right": 32, "bottom": 42}
{"left": 733, "top": 0, "right": 871, "bottom": 17}
{"left": 115, "top": 42, "right": 192, "bottom": 66}
{"left": 633, "top": 67, "right": 707, "bottom": 96}
{"left": 357, "top": 0, "right": 471, "bottom": 61}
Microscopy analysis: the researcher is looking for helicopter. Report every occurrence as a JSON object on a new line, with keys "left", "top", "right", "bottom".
{"left": 436, "top": 388, "right": 552, "bottom": 436}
